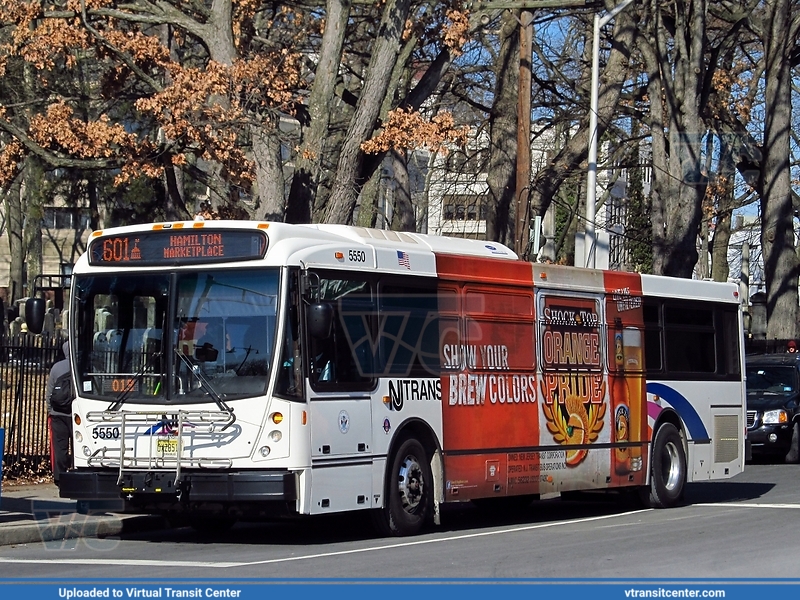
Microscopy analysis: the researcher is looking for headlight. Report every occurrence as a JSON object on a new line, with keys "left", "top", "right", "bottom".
{"left": 763, "top": 409, "right": 789, "bottom": 424}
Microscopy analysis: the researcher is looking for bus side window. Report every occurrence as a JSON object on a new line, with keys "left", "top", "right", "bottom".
{"left": 307, "top": 275, "right": 374, "bottom": 390}
{"left": 643, "top": 299, "right": 663, "bottom": 373}
{"left": 378, "top": 281, "right": 440, "bottom": 378}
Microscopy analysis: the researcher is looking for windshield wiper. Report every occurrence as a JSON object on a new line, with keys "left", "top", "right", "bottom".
{"left": 107, "top": 351, "right": 162, "bottom": 412}
{"left": 174, "top": 348, "right": 236, "bottom": 429}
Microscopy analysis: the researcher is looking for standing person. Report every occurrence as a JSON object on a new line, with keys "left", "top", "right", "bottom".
{"left": 46, "top": 339, "right": 73, "bottom": 485}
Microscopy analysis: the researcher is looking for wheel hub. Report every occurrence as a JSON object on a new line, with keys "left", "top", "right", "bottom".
{"left": 398, "top": 454, "right": 424, "bottom": 512}
{"left": 662, "top": 441, "right": 682, "bottom": 491}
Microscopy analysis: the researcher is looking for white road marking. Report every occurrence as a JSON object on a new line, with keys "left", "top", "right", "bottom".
{"left": 0, "top": 509, "right": 651, "bottom": 568}
{"left": 695, "top": 502, "right": 800, "bottom": 509}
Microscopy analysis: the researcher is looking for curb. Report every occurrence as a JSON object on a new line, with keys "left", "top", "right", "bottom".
{"left": 0, "top": 514, "right": 168, "bottom": 547}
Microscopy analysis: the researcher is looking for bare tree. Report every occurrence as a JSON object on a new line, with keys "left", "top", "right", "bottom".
{"left": 758, "top": 0, "right": 799, "bottom": 337}
{"left": 485, "top": 10, "right": 519, "bottom": 246}
{"left": 322, "top": 0, "right": 413, "bottom": 224}
{"left": 528, "top": 4, "right": 636, "bottom": 242}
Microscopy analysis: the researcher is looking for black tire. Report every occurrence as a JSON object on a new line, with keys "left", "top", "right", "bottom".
{"left": 641, "top": 423, "right": 686, "bottom": 508}
{"left": 373, "top": 437, "right": 432, "bottom": 537}
{"left": 785, "top": 422, "right": 800, "bottom": 464}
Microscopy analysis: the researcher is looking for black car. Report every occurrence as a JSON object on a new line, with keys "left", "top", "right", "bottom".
{"left": 746, "top": 353, "right": 800, "bottom": 462}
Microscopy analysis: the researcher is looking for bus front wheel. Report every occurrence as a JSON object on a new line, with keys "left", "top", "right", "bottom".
{"left": 641, "top": 423, "right": 686, "bottom": 508}
{"left": 373, "top": 437, "right": 432, "bottom": 537}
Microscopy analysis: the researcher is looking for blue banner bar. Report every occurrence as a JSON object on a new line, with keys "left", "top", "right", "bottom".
{"left": 2, "top": 581, "right": 800, "bottom": 600}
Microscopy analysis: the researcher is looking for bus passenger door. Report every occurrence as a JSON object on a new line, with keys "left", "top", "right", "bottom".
{"left": 303, "top": 271, "right": 375, "bottom": 512}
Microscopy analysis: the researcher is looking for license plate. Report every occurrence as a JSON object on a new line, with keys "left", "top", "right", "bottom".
{"left": 156, "top": 436, "right": 178, "bottom": 456}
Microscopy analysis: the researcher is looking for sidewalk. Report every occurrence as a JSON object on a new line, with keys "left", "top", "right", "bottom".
{"left": 0, "top": 480, "right": 168, "bottom": 547}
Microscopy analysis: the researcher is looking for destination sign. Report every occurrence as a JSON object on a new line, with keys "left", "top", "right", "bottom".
{"left": 89, "top": 230, "right": 268, "bottom": 266}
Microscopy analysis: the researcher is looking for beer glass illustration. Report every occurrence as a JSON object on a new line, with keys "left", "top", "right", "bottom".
{"left": 623, "top": 327, "right": 643, "bottom": 472}
{"left": 612, "top": 319, "right": 630, "bottom": 475}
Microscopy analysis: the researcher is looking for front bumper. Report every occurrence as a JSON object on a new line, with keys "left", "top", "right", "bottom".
{"left": 747, "top": 424, "right": 793, "bottom": 455}
{"left": 59, "top": 469, "right": 298, "bottom": 504}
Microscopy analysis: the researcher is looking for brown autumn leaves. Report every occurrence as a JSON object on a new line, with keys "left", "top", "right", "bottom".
{"left": 0, "top": 0, "right": 470, "bottom": 194}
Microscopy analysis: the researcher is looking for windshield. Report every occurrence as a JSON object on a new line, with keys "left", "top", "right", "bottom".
{"left": 74, "top": 268, "right": 279, "bottom": 404}
{"left": 746, "top": 365, "right": 797, "bottom": 395}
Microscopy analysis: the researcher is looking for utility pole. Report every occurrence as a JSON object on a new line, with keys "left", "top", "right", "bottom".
{"left": 514, "top": 10, "right": 533, "bottom": 257}
{"left": 584, "top": 0, "right": 634, "bottom": 268}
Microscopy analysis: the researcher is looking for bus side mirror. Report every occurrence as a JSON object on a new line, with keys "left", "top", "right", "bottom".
{"left": 25, "top": 297, "right": 46, "bottom": 334}
{"left": 306, "top": 303, "right": 333, "bottom": 339}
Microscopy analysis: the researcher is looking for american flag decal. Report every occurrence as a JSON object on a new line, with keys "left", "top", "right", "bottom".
{"left": 397, "top": 250, "right": 411, "bottom": 269}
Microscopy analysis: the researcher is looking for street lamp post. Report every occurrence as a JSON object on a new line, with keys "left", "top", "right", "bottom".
{"left": 584, "top": 0, "right": 634, "bottom": 268}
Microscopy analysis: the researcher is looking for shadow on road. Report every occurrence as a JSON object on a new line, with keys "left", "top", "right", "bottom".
{"left": 684, "top": 480, "right": 775, "bottom": 504}
{"left": 123, "top": 494, "right": 647, "bottom": 547}
{"left": 120, "top": 467, "right": 782, "bottom": 547}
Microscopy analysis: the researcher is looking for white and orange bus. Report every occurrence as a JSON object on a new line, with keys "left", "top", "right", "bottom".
{"left": 27, "top": 221, "right": 746, "bottom": 535}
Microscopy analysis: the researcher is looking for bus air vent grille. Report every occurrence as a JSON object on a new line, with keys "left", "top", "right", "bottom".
{"left": 713, "top": 415, "right": 740, "bottom": 463}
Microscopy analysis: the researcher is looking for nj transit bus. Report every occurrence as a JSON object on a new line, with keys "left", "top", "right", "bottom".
{"left": 26, "top": 221, "right": 746, "bottom": 536}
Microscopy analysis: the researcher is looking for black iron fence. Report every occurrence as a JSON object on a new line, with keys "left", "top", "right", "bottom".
{"left": 0, "top": 333, "right": 65, "bottom": 480}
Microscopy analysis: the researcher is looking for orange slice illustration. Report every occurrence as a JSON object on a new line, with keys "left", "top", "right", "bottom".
{"left": 564, "top": 395, "right": 589, "bottom": 466}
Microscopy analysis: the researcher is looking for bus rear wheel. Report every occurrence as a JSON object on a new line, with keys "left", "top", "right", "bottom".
{"left": 641, "top": 423, "right": 686, "bottom": 508}
{"left": 373, "top": 437, "right": 432, "bottom": 537}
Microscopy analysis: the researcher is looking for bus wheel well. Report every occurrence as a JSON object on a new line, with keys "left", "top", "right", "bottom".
{"left": 652, "top": 409, "right": 685, "bottom": 446}
{"left": 390, "top": 419, "right": 439, "bottom": 459}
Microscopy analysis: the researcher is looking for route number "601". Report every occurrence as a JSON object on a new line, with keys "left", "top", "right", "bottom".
{"left": 348, "top": 250, "right": 366, "bottom": 263}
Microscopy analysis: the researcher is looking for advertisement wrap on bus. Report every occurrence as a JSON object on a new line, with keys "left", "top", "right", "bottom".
{"left": 25, "top": 220, "right": 746, "bottom": 536}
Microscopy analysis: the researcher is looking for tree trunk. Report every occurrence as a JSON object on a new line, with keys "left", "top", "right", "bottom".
{"left": 287, "top": 0, "right": 351, "bottom": 224}
{"left": 355, "top": 169, "right": 380, "bottom": 228}
{"left": 199, "top": 0, "right": 246, "bottom": 218}
{"left": 390, "top": 148, "right": 415, "bottom": 232}
{"left": 710, "top": 134, "right": 737, "bottom": 283}
{"left": 162, "top": 155, "right": 190, "bottom": 220}
{"left": 485, "top": 10, "right": 519, "bottom": 246}
{"left": 322, "top": 0, "right": 412, "bottom": 224}
{"left": 5, "top": 173, "right": 24, "bottom": 304}
{"left": 640, "top": 0, "right": 707, "bottom": 278}
{"left": 252, "top": 124, "right": 285, "bottom": 221}
{"left": 760, "top": 0, "right": 797, "bottom": 338}
{"left": 22, "top": 155, "right": 43, "bottom": 298}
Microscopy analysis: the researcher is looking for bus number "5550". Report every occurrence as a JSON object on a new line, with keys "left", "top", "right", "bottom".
{"left": 92, "top": 427, "right": 120, "bottom": 440}
{"left": 348, "top": 250, "right": 366, "bottom": 263}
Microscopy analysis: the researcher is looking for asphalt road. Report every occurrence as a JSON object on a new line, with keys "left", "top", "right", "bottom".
{"left": 0, "top": 461, "right": 795, "bottom": 580}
